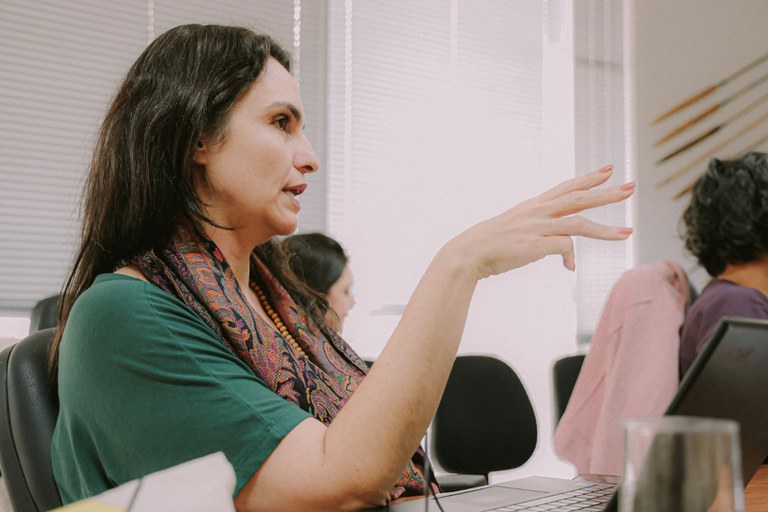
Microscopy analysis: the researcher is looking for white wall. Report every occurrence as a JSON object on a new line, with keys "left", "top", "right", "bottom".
{"left": 630, "top": 0, "right": 768, "bottom": 290}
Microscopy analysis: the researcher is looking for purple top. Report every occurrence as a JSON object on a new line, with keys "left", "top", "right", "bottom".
{"left": 679, "top": 278, "right": 768, "bottom": 377}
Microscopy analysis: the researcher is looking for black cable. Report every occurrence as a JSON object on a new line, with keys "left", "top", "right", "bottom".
{"left": 126, "top": 477, "right": 144, "bottom": 512}
{"left": 422, "top": 430, "right": 445, "bottom": 512}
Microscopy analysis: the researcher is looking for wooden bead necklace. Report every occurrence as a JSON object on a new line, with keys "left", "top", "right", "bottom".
{"left": 252, "top": 282, "right": 307, "bottom": 358}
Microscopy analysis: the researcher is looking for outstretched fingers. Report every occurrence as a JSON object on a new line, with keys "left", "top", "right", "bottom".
{"left": 533, "top": 164, "right": 615, "bottom": 203}
{"left": 534, "top": 220, "right": 630, "bottom": 272}
{"left": 537, "top": 214, "right": 632, "bottom": 272}
{"left": 460, "top": 166, "right": 635, "bottom": 279}
{"left": 547, "top": 181, "right": 636, "bottom": 218}
{"left": 542, "top": 215, "right": 633, "bottom": 240}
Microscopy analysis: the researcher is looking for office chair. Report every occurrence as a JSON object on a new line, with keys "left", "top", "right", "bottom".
{"left": 551, "top": 354, "right": 586, "bottom": 426}
{"left": 28, "top": 295, "right": 61, "bottom": 334}
{"left": 0, "top": 328, "right": 63, "bottom": 511}
{"left": 430, "top": 355, "right": 537, "bottom": 492}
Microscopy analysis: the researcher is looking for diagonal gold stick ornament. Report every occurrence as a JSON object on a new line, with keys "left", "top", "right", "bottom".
{"left": 652, "top": 51, "right": 768, "bottom": 124}
{"left": 654, "top": 72, "right": 768, "bottom": 146}
{"left": 656, "top": 109, "right": 768, "bottom": 189}
{"left": 673, "top": 132, "right": 768, "bottom": 199}
{"left": 656, "top": 91, "right": 768, "bottom": 163}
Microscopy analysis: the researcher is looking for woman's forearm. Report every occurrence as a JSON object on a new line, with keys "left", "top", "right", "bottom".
{"left": 324, "top": 240, "right": 479, "bottom": 495}
{"left": 237, "top": 167, "right": 634, "bottom": 511}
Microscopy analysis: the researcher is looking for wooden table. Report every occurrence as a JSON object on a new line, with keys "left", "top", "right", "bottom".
{"left": 745, "top": 464, "right": 768, "bottom": 510}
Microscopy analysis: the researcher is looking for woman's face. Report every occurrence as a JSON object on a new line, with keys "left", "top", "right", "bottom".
{"left": 327, "top": 264, "right": 356, "bottom": 328}
{"left": 193, "top": 58, "right": 319, "bottom": 243}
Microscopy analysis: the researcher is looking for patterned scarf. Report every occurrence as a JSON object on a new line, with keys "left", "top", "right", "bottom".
{"left": 132, "top": 229, "right": 433, "bottom": 499}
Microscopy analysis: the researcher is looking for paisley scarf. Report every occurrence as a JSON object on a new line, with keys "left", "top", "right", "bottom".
{"left": 131, "top": 229, "right": 433, "bottom": 499}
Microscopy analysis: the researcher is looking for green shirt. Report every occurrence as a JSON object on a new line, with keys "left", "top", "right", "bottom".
{"left": 52, "top": 274, "right": 311, "bottom": 504}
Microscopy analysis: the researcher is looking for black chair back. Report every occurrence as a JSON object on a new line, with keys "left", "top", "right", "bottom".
{"left": 0, "top": 328, "right": 63, "bottom": 511}
{"left": 28, "top": 295, "right": 61, "bottom": 334}
{"left": 431, "top": 355, "right": 537, "bottom": 485}
{"left": 552, "top": 354, "right": 586, "bottom": 425}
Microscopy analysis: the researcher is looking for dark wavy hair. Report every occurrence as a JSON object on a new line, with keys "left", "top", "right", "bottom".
{"left": 52, "top": 24, "right": 325, "bottom": 370}
{"left": 682, "top": 151, "right": 768, "bottom": 276}
{"left": 284, "top": 233, "right": 349, "bottom": 294}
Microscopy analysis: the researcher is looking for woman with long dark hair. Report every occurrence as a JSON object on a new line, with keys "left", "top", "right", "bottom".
{"left": 50, "top": 24, "right": 634, "bottom": 511}
{"left": 284, "top": 233, "right": 356, "bottom": 331}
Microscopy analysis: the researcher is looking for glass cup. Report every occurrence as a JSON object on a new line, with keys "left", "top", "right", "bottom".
{"left": 620, "top": 416, "right": 744, "bottom": 512}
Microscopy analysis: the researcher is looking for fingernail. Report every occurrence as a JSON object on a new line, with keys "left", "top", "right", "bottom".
{"left": 598, "top": 164, "right": 613, "bottom": 173}
{"left": 617, "top": 227, "right": 633, "bottom": 235}
{"left": 620, "top": 181, "right": 636, "bottom": 191}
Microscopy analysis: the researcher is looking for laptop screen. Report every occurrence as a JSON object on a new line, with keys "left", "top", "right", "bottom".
{"left": 665, "top": 316, "right": 768, "bottom": 483}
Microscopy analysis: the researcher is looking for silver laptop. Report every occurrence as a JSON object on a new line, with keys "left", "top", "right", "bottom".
{"left": 374, "top": 317, "right": 768, "bottom": 512}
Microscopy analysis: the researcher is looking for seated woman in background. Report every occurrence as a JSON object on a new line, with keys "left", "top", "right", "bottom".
{"left": 284, "top": 233, "right": 355, "bottom": 331}
{"left": 679, "top": 151, "right": 768, "bottom": 378}
{"left": 50, "top": 23, "right": 634, "bottom": 511}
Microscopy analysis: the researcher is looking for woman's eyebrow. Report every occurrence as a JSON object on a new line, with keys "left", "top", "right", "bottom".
{"left": 269, "top": 101, "right": 303, "bottom": 125}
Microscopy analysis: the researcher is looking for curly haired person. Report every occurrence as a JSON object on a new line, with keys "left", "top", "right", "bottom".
{"left": 679, "top": 151, "right": 768, "bottom": 378}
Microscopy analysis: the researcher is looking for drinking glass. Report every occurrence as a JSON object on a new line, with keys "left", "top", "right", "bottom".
{"left": 620, "top": 416, "right": 744, "bottom": 512}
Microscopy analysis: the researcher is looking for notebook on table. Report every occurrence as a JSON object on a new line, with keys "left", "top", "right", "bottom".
{"left": 374, "top": 316, "right": 768, "bottom": 512}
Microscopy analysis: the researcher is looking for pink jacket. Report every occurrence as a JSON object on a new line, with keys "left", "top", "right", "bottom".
{"left": 553, "top": 260, "right": 690, "bottom": 476}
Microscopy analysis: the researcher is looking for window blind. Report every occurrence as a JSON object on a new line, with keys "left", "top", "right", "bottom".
{"left": 573, "top": 0, "right": 631, "bottom": 341}
{"left": 327, "top": 0, "right": 543, "bottom": 239}
{"left": 325, "top": 0, "right": 544, "bottom": 357}
{"left": 0, "top": 0, "right": 147, "bottom": 313}
{"left": 0, "top": 0, "right": 327, "bottom": 313}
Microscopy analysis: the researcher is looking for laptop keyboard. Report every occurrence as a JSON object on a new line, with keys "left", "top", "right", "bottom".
{"left": 490, "top": 483, "right": 615, "bottom": 511}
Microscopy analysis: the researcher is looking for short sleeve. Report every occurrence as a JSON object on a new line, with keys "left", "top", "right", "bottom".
{"left": 52, "top": 274, "right": 311, "bottom": 503}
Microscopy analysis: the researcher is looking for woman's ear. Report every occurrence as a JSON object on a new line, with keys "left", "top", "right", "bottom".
{"left": 193, "top": 139, "right": 208, "bottom": 165}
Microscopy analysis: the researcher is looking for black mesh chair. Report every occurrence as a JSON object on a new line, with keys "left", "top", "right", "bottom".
{"left": 430, "top": 355, "right": 537, "bottom": 492}
{"left": 552, "top": 354, "right": 586, "bottom": 425}
{"left": 0, "top": 328, "right": 63, "bottom": 511}
{"left": 28, "top": 295, "right": 61, "bottom": 334}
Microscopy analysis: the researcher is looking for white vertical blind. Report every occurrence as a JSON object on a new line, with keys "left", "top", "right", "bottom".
{"left": 0, "top": 0, "right": 147, "bottom": 313}
{"left": 0, "top": 0, "right": 327, "bottom": 313}
{"left": 573, "top": 0, "right": 630, "bottom": 341}
{"left": 327, "top": 0, "right": 543, "bottom": 238}
{"left": 324, "top": 0, "right": 586, "bottom": 477}
{"left": 326, "top": 0, "right": 543, "bottom": 357}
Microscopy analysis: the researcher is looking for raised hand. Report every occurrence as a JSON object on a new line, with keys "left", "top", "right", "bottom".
{"left": 450, "top": 165, "right": 635, "bottom": 280}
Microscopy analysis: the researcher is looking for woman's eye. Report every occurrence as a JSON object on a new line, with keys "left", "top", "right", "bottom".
{"left": 275, "top": 116, "right": 290, "bottom": 130}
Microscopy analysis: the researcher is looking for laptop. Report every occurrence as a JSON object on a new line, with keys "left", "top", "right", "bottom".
{"left": 375, "top": 317, "right": 768, "bottom": 512}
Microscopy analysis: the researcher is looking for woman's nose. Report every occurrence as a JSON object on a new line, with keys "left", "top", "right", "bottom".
{"left": 295, "top": 136, "right": 320, "bottom": 174}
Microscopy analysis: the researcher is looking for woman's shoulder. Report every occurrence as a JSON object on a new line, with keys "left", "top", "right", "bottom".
{"left": 696, "top": 279, "right": 768, "bottom": 313}
{"left": 70, "top": 274, "right": 138, "bottom": 319}
{"left": 79, "top": 272, "right": 157, "bottom": 297}
{"left": 72, "top": 273, "right": 187, "bottom": 320}
{"left": 64, "top": 273, "right": 215, "bottom": 353}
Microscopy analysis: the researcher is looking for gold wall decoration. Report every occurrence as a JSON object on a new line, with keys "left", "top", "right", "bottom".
{"left": 651, "top": 51, "right": 768, "bottom": 198}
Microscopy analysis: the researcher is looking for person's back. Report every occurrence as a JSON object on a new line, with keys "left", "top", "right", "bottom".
{"left": 679, "top": 152, "right": 768, "bottom": 378}
{"left": 680, "top": 278, "right": 768, "bottom": 377}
